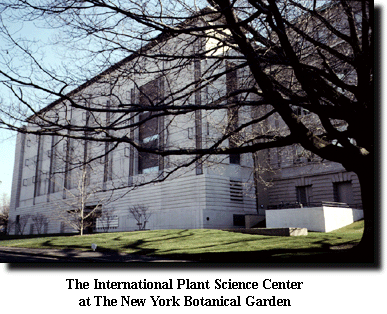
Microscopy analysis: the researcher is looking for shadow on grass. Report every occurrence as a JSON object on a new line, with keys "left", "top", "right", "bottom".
{"left": 2, "top": 239, "right": 375, "bottom": 269}
{"left": 160, "top": 242, "right": 369, "bottom": 265}
{"left": 0, "top": 233, "right": 76, "bottom": 241}
{"left": 3, "top": 243, "right": 374, "bottom": 271}
{"left": 2, "top": 224, "right": 376, "bottom": 268}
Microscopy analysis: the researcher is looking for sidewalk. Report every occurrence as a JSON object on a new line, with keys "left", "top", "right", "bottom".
{"left": 0, "top": 246, "right": 192, "bottom": 263}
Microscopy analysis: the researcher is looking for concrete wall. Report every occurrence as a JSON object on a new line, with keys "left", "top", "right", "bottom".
{"left": 265, "top": 206, "right": 364, "bottom": 232}
{"left": 266, "top": 164, "right": 362, "bottom": 209}
{"left": 9, "top": 170, "right": 257, "bottom": 234}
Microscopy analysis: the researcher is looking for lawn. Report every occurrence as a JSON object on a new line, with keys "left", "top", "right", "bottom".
{"left": 0, "top": 220, "right": 366, "bottom": 263}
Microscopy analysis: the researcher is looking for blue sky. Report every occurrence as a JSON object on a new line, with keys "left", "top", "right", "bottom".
{"left": 0, "top": 130, "right": 16, "bottom": 196}
{"left": 0, "top": 18, "right": 57, "bottom": 197}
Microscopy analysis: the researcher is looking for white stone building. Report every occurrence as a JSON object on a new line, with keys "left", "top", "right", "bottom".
{"left": 8, "top": 14, "right": 260, "bottom": 235}
{"left": 8, "top": 6, "right": 363, "bottom": 235}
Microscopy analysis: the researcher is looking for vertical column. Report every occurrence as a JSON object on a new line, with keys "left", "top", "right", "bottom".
{"left": 83, "top": 102, "right": 90, "bottom": 187}
{"left": 63, "top": 107, "right": 73, "bottom": 199}
{"left": 33, "top": 134, "right": 42, "bottom": 204}
{"left": 103, "top": 100, "right": 112, "bottom": 189}
{"left": 47, "top": 135, "right": 57, "bottom": 202}
{"left": 128, "top": 88, "right": 135, "bottom": 186}
{"left": 10, "top": 129, "right": 26, "bottom": 212}
{"left": 194, "top": 58, "right": 203, "bottom": 175}
{"left": 158, "top": 77, "right": 165, "bottom": 174}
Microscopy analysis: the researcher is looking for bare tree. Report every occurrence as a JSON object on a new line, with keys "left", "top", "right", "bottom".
{"left": 0, "top": 193, "right": 10, "bottom": 234}
{"left": 31, "top": 213, "right": 48, "bottom": 234}
{"left": 97, "top": 208, "right": 117, "bottom": 233}
{"left": 0, "top": 1, "right": 374, "bottom": 252}
{"left": 15, "top": 214, "right": 30, "bottom": 235}
{"left": 54, "top": 166, "right": 105, "bottom": 236}
{"left": 128, "top": 204, "right": 151, "bottom": 230}
{"left": 6, "top": 219, "right": 15, "bottom": 235}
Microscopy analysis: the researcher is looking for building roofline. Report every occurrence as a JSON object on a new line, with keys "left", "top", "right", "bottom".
{"left": 27, "top": 7, "right": 218, "bottom": 121}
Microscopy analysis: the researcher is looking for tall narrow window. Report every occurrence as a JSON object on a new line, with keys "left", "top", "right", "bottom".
{"left": 138, "top": 78, "right": 164, "bottom": 174}
{"left": 138, "top": 112, "right": 159, "bottom": 174}
{"left": 103, "top": 101, "right": 113, "bottom": 182}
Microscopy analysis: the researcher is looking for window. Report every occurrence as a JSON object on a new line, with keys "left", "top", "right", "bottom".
{"left": 103, "top": 143, "right": 113, "bottom": 182}
{"left": 96, "top": 215, "right": 119, "bottom": 230}
{"left": 142, "top": 166, "right": 159, "bottom": 174}
{"left": 143, "top": 134, "right": 159, "bottom": 143}
{"left": 138, "top": 112, "right": 159, "bottom": 174}
{"left": 187, "top": 127, "right": 194, "bottom": 139}
{"left": 25, "top": 159, "right": 30, "bottom": 166}
{"left": 230, "top": 153, "right": 241, "bottom": 165}
{"left": 138, "top": 78, "right": 164, "bottom": 175}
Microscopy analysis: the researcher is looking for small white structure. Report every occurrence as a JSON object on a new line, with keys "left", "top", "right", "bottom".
{"left": 265, "top": 206, "right": 364, "bottom": 232}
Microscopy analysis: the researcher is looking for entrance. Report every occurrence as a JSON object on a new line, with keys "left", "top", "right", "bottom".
{"left": 83, "top": 205, "right": 102, "bottom": 234}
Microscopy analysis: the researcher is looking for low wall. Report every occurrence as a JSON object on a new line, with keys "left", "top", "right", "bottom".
{"left": 265, "top": 207, "right": 364, "bottom": 232}
{"left": 224, "top": 227, "right": 307, "bottom": 236}
{"left": 245, "top": 215, "right": 265, "bottom": 228}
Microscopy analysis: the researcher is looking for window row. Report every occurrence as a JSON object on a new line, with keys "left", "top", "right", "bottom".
{"left": 296, "top": 181, "right": 354, "bottom": 207}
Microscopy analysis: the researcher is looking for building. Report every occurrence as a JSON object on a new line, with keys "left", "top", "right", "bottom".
{"left": 8, "top": 4, "right": 363, "bottom": 235}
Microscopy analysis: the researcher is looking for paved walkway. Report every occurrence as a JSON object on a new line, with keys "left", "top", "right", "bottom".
{"left": 0, "top": 246, "right": 191, "bottom": 263}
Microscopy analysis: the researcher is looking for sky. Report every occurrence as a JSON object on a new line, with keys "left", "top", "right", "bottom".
{"left": 0, "top": 15, "right": 64, "bottom": 198}
{"left": 0, "top": 130, "right": 16, "bottom": 196}
{"left": 0, "top": 19, "right": 31, "bottom": 198}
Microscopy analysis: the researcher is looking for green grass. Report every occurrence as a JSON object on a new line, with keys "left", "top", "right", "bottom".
{"left": 0, "top": 220, "right": 365, "bottom": 263}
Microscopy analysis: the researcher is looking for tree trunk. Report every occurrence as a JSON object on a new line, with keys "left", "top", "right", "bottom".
{"left": 80, "top": 217, "right": 84, "bottom": 236}
{"left": 351, "top": 160, "right": 377, "bottom": 263}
